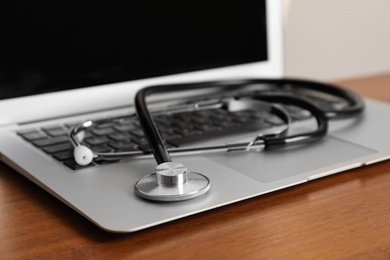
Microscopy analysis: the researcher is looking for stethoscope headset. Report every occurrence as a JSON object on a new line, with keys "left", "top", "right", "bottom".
{"left": 69, "top": 78, "right": 364, "bottom": 202}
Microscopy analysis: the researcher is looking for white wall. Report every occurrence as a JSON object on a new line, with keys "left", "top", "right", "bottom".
{"left": 284, "top": 0, "right": 390, "bottom": 81}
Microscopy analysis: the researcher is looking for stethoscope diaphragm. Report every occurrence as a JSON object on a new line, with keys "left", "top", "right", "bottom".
{"left": 134, "top": 162, "right": 210, "bottom": 201}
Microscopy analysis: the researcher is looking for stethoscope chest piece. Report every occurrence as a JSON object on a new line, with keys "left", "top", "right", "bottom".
{"left": 134, "top": 162, "right": 210, "bottom": 202}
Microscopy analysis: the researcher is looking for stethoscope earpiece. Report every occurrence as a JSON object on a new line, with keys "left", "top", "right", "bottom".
{"left": 73, "top": 145, "right": 94, "bottom": 166}
{"left": 134, "top": 162, "right": 210, "bottom": 201}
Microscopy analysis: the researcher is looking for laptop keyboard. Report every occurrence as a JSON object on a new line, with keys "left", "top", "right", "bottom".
{"left": 17, "top": 105, "right": 311, "bottom": 170}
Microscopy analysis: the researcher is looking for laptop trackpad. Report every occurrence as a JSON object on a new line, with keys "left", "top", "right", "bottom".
{"left": 207, "top": 136, "right": 376, "bottom": 183}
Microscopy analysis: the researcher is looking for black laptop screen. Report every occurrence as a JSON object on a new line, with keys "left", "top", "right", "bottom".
{"left": 0, "top": 0, "right": 267, "bottom": 100}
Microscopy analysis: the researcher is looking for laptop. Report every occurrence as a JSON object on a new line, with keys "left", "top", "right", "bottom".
{"left": 1, "top": 0, "right": 390, "bottom": 233}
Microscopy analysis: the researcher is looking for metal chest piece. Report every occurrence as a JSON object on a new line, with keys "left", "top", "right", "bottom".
{"left": 134, "top": 162, "right": 210, "bottom": 202}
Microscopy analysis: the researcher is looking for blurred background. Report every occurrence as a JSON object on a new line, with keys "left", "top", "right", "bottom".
{"left": 283, "top": 0, "right": 390, "bottom": 81}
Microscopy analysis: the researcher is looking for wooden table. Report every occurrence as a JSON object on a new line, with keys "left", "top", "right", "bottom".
{"left": 1, "top": 73, "right": 390, "bottom": 259}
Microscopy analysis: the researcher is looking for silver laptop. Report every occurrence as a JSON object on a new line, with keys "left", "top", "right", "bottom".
{"left": 1, "top": 0, "right": 390, "bottom": 233}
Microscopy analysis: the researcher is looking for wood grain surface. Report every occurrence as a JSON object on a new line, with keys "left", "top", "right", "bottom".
{"left": 1, "top": 73, "right": 390, "bottom": 259}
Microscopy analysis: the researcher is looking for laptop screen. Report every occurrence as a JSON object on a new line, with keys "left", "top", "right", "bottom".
{"left": 0, "top": 0, "right": 267, "bottom": 100}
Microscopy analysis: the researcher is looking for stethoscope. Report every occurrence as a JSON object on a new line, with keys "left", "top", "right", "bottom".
{"left": 69, "top": 78, "right": 364, "bottom": 202}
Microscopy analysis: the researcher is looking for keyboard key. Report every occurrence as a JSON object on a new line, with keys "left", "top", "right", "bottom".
{"left": 32, "top": 136, "right": 69, "bottom": 147}
{"left": 90, "top": 144, "right": 112, "bottom": 153}
{"left": 17, "top": 129, "right": 39, "bottom": 135}
{"left": 108, "top": 132, "right": 134, "bottom": 141}
{"left": 53, "top": 150, "right": 74, "bottom": 161}
{"left": 63, "top": 159, "right": 95, "bottom": 170}
{"left": 129, "top": 129, "right": 145, "bottom": 137}
{"left": 131, "top": 137, "right": 149, "bottom": 145}
{"left": 42, "top": 126, "right": 68, "bottom": 137}
{"left": 109, "top": 141, "right": 139, "bottom": 151}
{"left": 174, "top": 128, "right": 201, "bottom": 136}
{"left": 21, "top": 131, "right": 48, "bottom": 141}
{"left": 42, "top": 143, "right": 73, "bottom": 154}
{"left": 113, "top": 124, "right": 137, "bottom": 132}
{"left": 84, "top": 136, "right": 110, "bottom": 146}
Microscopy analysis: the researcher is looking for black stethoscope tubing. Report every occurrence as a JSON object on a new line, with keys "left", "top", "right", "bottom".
{"left": 70, "top": 78, "right": 364, "bottom": 165}
{"left": 134, "top": 78, "right": 351, "bottom": 166}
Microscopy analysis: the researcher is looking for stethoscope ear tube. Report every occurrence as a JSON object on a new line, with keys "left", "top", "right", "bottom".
{"left": 284, "top": 78, "right": 364, "bottom": 119}
{"left": 246, "top": 78, "right": 364, "bottom": 119}
{"left": 252, "top": 94, "right": 328, "bottom": 150}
